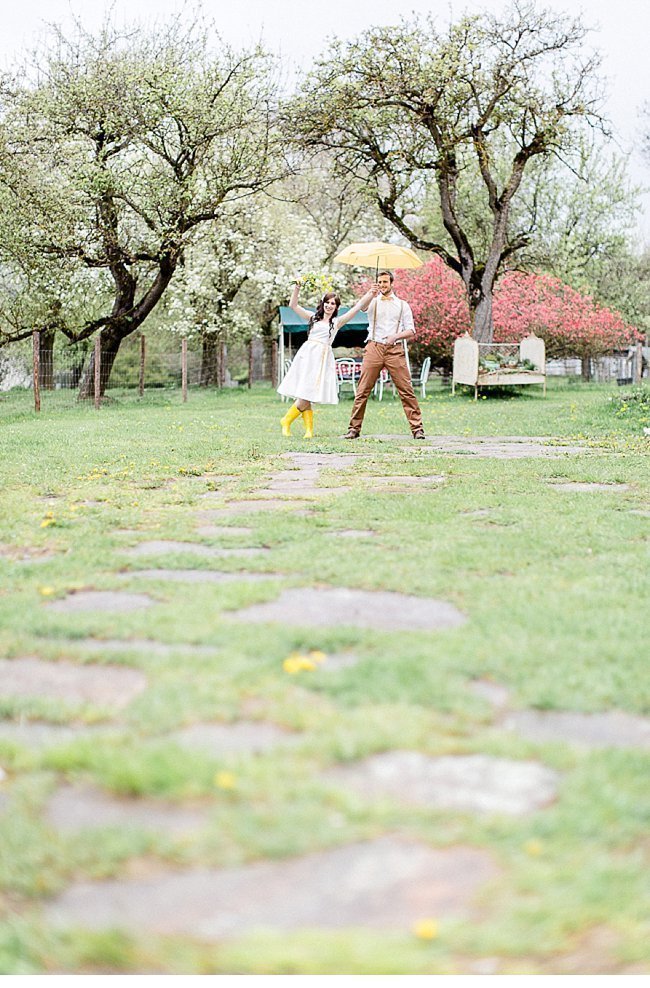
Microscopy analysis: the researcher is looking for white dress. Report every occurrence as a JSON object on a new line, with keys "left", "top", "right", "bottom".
{"left": 277, "top": 318, "right": 339, "bottom": 404}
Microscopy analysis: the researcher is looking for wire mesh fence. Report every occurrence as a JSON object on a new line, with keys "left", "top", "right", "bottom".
{"left": 0, "top": 332, "right": 278, "bottom": 410}
{"left": 0, "top": 331, "right": 646, "bottom": 411}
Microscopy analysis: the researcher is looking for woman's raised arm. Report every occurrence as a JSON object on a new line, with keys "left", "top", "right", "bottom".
{"left": 336, "top": 287, "right": 378, "bottom": 328}
{"left": 289, "top": 281, "right": 314, "bottom": 322}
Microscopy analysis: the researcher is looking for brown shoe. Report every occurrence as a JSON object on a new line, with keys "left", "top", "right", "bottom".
{"left": 342, "top": 428, "right": 360, "bottom": 439}
{"left": 412, "top": 429, "right": 426, "bottom": 439}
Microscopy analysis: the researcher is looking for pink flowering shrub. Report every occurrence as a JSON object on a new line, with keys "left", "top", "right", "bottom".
{"left": 361, "top": 259, "right": 641, "bottom": 367}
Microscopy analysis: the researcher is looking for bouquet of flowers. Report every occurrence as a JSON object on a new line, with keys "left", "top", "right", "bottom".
{"left": 298, "top": 271, "right": 334, "bottom": 299}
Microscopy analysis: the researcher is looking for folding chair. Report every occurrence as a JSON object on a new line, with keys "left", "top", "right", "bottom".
{"left": 336, "top": 358, "right": 359, "bottom": 398}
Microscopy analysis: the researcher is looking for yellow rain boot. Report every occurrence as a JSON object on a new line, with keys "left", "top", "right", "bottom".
{"left": 280, "top": 404, "right": 301, "bottom": 437}
{"left": 302, "top": 408, "right": 314, "bottom": 439}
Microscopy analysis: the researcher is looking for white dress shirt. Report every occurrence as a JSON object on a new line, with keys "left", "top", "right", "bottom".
{"left": 366, "top": 292, "right": 415, "bottom": 343}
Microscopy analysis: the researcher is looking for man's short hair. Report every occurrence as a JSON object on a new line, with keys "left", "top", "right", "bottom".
{"left": 377, "top": 270, "right": 394, "bottom": 282}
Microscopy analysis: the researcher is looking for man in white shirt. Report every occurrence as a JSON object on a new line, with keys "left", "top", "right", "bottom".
{"left": 343, "top": 270, "right": 425, "bottom": 439}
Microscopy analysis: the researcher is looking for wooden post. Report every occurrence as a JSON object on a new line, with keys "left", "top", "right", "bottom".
{"left": 94, "top": 333, "right": 101, "bottom": 409}
{"left": 139, "top": 334, "right": 146, "bottom": 397}
{"left": 248, "top": 339, "right": 253, "bottom": 388}
{"left": 270, "top": 338, "right": 278, "bottom": 389}
{"left": 634, "top": 341, "right": 643, "bottom": 384}
{"left": 33, "top": 330, "right": 41, "bottom": 413}
{"left": 219, "top": 340, "right": 226, "bottom": 389}
{"left": 182, "top": 337, "right": 188, "bottom": 402}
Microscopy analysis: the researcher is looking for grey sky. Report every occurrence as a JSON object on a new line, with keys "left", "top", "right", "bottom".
{"left": 2, "top": 0, "right": 649, "bottom": 240}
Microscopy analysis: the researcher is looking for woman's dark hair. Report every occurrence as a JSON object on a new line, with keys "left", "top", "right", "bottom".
{"left": 309, "top": 292, "right": 341, "bottom": 332}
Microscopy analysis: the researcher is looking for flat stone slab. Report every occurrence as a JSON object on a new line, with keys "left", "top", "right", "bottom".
{"left": 44, "top": 836, "right": 497, "bottom": 938}
{"left": 123, "top": 541, "right": 267, "bottom": 559}
{"left": 170, "top": 721, "right": 302, "bottom": 755}
{"left": 0, "top": 658, "right": 147, "bottom": 709}
{"left": 550, "top": 482, "right": 630, "bottom": 492}
{"left": 60, "top": 639, "right": 219, "bottom": 657}
{"left": 503, "top": 710, "right": 650, "bottom": 749}
{"left": 194, "top": 526, "right": 254, "bottom": 538}
{"left": 49, "top": 591, "right": 154, "bottom": 614}
{"left": 124, "top": 569, "right": 278, "bottom": 584}
{"left": 320, "top": 651, "right": 360, "bottom": 671}
{"left": 373, "top": 435, "right": 586, "bottom": 458}
{"left": 468, "top": 679, "right": 512, "bottom": 709}
{"left": 281, "top": 453, "right": 360, "bottom": 469}
{"left": 200, "top": 500, "right": 313, "bottom": 517}
{"left": 45, "top": 784, "right": 207, "bottom": 836}
{"left": 256, "top": 485, "right": 350, "bottom": 498}
{"left": 328, "top": 530, "right": 376, "bottom": 539}
{"left": 0, "top": 720, "right": 106, "bottom": 749}
{"left": 364, "top": 475, "right": 444, "bottom": 487}
{"left": 0, "top": 544, "right": 57, "bottom": 563}
{"left": 327, "top": 751, "right": 559, "bottom": 816}
{"left": 230, "top": 587, "right": 465, "bottom": 632}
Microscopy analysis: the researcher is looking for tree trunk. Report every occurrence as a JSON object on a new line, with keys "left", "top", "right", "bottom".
{"left": 39, "top": 328, "right": 56, "bottom": 390}
{"left": 200, "top": 334, "right": 220, "bottom": 386}
{"left": 471, "top": 292, "right": 494, "bottom": 344}
{"left": 77, "top": 328, "right": 121, "bottom": 400}
{"left": 76, "top": 255, "right": 177, "bottom": 400}
{"left": 581, "top": 356, "right": 592, "bottom": 382}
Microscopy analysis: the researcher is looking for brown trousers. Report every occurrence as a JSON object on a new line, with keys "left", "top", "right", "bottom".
{"left": 348, "top": 342, "right": 423, "bottom": 435}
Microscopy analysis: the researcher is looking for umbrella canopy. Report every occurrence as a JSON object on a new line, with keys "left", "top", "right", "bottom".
{"left": 334, "top": 241, "right": 423, "bottom": 271}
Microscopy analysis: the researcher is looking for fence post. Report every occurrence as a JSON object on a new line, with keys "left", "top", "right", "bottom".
{"left": 634, "top": 341, "right": 643, "bottom": 384}
{"left": 33, "top": 330, "right": 41, "bottom": 413}
{"left": 139, "top": 334, "right": 146, "bottom": 397}
{"left": 271, "top": 338, "right": 278, "bottom": 389}
{"left": 248, "top": 339, "right": 253, "bottom": 389}
{"left": 94, "top": 333, "right": 101, "bottom": 410}
{"left": 182, "top": 337, "right": 188, "bottom": 402}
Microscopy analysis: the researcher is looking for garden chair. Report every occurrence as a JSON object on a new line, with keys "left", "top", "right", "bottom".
{"left": 280, "top": 358, "right": 292, "bottom": 401}
{"left": 411, "top": 356, "right": 431, "bottom": 398}
{"left": 336, "top": 358, "right": 359, "bottom": 398}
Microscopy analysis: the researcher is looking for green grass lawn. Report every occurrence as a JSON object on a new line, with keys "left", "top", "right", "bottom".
{"left": 0, "top": 379, "right": 648, "bottom": 974}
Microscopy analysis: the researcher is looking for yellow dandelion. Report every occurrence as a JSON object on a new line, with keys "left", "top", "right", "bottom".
{"left": 214, "top": 771, "right": 236, "bottom": 790}
{"left": 40, "top": 518, "right": 55, "bottom": 528}
{"left": 38, "top": 586, "right": 55, "bottom": 596}
{"left": 523, "top": 839, "right": 544, "bottom": 857}
{"left": 413, "top": 918, "right": 439, "bottom": 940}
{"left": 309, "top": 650, "right": 327, "bottom": 664}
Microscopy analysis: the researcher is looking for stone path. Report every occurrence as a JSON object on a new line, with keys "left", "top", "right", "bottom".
{"left": 123, "top": 541, "right": 268, "bottom": 559}
{"left": 170, "top": 720, "right": 302, "bottom": 755}
{"left": 121, "top": 569, "right": 279, "bottom": 584}
{"left": 197, "top": 499, "right": 313, "bottom": 518}
{"left": 549, "top": 482, "right": 630, "bottom": 493}
{"left": 44, "top": 836, "right": 498, "bottom": 938}
{"left": 0, "top": 658, "right": 147, "bottom": 709}
{"left": 195, "top": 525, "right": 253, "bottom": 538}
{"left": 469, "top": 680, "right": 650, "bottom": 749}
{"left": 503, "top": 709, "right": 650, "bottom": 749}
{"left": 372, "top": 435, "right": 587, "bottom": 458}
{"left": 23, "top": 446, "right": 639, "bottom": 964}
{"left": 0, "top": 720, "right": 107, "bottom": 748}
{"left": 326, "top": 751, "right": 559, "bottom": 816}
{"left": 49, "top": 638, "right": 220, "bottom": 658}
{"left": 49, "top": 591, "right": 154, "bottom": 614}
{"left": 256, "top": 451, "right": 359, "bottom": 498}
{"left": 230, "top": 587, "right": 466, "bottom": 632}
{"left": 45, "top": 784, "right": 207, "bottom": 836}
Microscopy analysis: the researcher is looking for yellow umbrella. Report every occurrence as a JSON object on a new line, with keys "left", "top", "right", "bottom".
{"left": 334, "top": 241, "right": 423, "bottom": 278}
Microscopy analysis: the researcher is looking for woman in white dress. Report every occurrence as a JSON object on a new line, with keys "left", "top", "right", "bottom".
{"left": 278, "top": 281, "right": 377, "bottom": 438}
